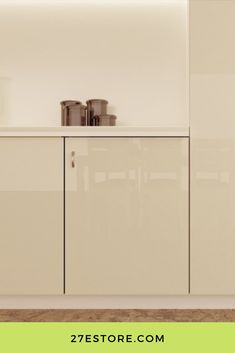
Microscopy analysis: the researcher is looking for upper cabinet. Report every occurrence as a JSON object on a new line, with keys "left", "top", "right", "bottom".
{"left": 190, "top": 1, "right": 235, "bottom": 294}
{"left": 65, "top": 137, "right": 189, "bottom": 295}
{"left": 0, "top": 138, "right": 63, "bottom": 295}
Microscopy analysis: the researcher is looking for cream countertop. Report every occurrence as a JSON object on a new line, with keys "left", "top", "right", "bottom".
{"left": 0, "top": 126, "right": 189, "bottom": 137}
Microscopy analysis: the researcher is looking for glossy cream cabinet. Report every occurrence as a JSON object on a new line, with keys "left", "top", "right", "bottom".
{"left": 190, "top": 0, "right": 235, "bottom": 294}
{"left": 65, "top": 137, "right": 189, "bottom": 295}
{"left": 0, "top": 138, "right": 63, "bottom": 295}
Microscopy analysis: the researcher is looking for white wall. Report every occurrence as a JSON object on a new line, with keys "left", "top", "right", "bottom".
{"left": 0, "top": 1, "right": 188, "bottom": 127}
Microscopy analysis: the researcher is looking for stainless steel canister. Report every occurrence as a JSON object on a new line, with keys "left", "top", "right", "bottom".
{"left": 97, "top": 114, "right": 117, "bottom": 126}
{"left": 86, "top": 99, "right": 108, "bottom": 126}
{"left": 60, "top": 101, "right": 86, "bottom": 126}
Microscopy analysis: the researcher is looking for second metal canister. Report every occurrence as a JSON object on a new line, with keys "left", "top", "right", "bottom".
{"left": 61, "top": 101, "right": 86, "bottom": 126}
{"left": 86, "top": 99, "right": 108, "bottom": 126}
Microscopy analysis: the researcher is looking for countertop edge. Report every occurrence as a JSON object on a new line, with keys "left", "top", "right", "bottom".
{"left": 0, "top": 126, "right": 190, "bottom": 137}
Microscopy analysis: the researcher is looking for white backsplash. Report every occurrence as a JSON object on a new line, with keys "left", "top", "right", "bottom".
{"left": 0, "top": 1, "right": 188, "bottom": 127}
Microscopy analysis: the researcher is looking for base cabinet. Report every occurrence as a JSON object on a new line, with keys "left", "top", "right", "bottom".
{"left": 0, "top": 136, "right": 189, "bottom": 295}
{"left": 65, "top": 137, "right": 189, "bottom": 295}
{"left": 0, "top": 138, "right": 63, "bottom": 295}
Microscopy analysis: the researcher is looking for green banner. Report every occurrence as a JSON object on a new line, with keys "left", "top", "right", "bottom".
{"left": 0, "top": 322, "right": 234, "bottom": 352}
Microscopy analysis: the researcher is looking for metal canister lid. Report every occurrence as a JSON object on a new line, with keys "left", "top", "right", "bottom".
{"left": 60, "top": 100, "right": 82, "bottom": 106}
{"left": 86, "top": 99, "right": 108, "bottom": 104}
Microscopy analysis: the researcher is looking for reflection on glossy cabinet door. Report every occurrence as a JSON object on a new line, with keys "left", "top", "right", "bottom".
{"left": 0, "top": 138, "right": 63, "bottom": 295}
{"left": 66, "top": 138, "right": 188, "bottom": 295}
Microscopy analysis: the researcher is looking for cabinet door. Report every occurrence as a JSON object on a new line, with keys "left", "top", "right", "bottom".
{"left": 66, "top": 138, "right": 188, "bottom": 295}
{"left": 0, "top": 138, "right": 63, "bottom": 295}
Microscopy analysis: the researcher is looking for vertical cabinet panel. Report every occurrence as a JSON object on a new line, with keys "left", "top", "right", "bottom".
{"left": 190, "top": 0, "right": 235, "bottom": 294}
{"left": 66, "top": 137, "right": 188, "bottom": 295}
{"left": 0, "top": 138, "right": 63, "bottom": 295}
{"left": 191, "top": 139, "right": 235, "bottom": 294}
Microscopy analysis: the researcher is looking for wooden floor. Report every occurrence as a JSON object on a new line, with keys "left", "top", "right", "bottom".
{"left": 0, "top": 309, "right": 235, "bottom": 322}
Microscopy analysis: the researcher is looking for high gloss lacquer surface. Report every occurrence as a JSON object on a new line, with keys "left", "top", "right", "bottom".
{"left": 191, "top": 0, "right": 235, "bottom": 294}
{"left": 0, "top": 138, "right": 63, "bottom": 295}
{"left": 66, "top": 137, "right": 189, "bottom": 295}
